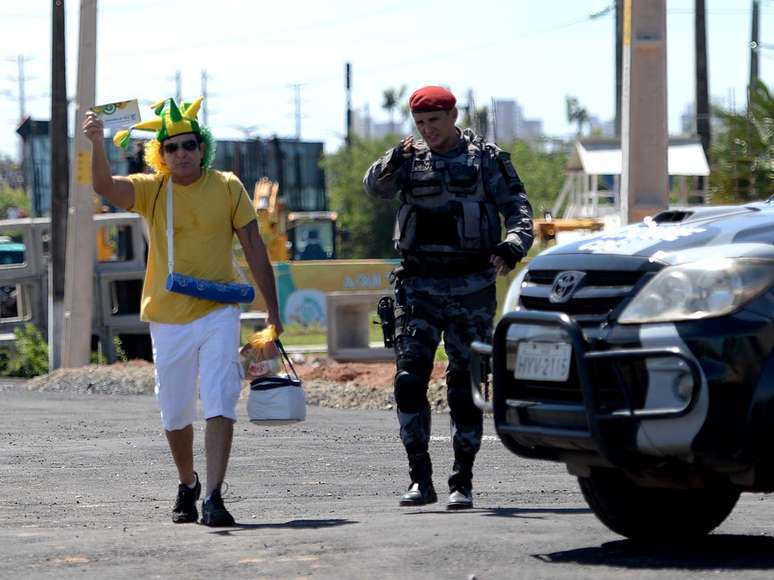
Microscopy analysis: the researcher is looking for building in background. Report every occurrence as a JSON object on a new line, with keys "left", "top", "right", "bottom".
{"left": 491, "top": 98, "right": 544, "bottom": 144}
{"left": 17, "top": 118, "right": 131, "bottom": 216}
{"left": 352, "top": 106, "right": 408, "bottom": 141}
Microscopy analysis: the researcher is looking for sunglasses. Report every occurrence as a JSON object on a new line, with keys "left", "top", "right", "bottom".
{"left": 163, "top": 139, "right": 199, "bottom": 154}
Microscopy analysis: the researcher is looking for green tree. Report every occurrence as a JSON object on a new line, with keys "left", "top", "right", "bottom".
{"left": 507, "top": 140, "right": 569, "bottom": 216}
{"left": 709, "top": 80, "right": 774, "bottom": 203}
{"left": 0, "top": 156, "right": 29, "bottom": 218}
{"left": 323, "top": 136, "right": 401, "bottom": 259}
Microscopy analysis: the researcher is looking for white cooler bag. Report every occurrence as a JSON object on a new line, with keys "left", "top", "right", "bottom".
{"left": 247, "top": 340, "right": 306, "bottom": 425}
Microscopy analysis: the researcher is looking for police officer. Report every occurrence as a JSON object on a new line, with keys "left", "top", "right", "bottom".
{"left": 363, "top": 86, "right": 533, "bottom": 510}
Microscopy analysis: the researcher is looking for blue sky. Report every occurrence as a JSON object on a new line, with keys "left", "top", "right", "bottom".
{"left": 0, "top": 0, "right": 772, "bottom": 160}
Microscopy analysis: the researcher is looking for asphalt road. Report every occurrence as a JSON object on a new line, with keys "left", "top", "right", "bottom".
{"left": 3, "top": 383, "right": 774, "bottom": 579}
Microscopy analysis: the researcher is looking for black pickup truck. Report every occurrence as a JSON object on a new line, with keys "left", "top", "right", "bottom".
{"left": 472, "top": 202, "right": 774, "bottom": 540}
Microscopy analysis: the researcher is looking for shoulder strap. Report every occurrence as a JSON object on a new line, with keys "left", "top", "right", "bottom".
{"left": 166, "top": 177, "right": 174, "bottom": 276}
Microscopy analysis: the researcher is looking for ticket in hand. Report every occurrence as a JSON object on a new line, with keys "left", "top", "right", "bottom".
{"left": 91, "top": 99, "right": 141, "bottom": 131}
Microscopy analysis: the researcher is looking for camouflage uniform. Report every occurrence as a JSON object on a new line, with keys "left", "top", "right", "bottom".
{"left": 364, "top": 128, "right": 533, "bottom": 494}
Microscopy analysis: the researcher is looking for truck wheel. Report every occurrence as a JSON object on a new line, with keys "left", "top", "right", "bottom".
{"left": 578, "top": 470, "right": 740, "bottom": 541}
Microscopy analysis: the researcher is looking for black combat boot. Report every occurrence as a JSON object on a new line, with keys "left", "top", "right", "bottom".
{"left": 399, "top": 452, "right": 437, "bottom": 506}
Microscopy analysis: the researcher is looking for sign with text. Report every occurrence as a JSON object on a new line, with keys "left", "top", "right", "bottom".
{"left": 91, "top": 99, "right": 140, "bottom": 131}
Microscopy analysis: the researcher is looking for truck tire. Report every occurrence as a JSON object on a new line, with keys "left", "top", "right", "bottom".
{"left": 578, "top": 469, "right": 740, "bottom": 541}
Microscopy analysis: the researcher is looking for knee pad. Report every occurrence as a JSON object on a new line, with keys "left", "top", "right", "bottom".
{"left": 394, "top": 370, "right": 428, "bottom": 413}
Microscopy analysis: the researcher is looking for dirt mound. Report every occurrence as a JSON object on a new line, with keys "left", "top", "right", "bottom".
{"left": 25, "top": 360, "right": 155, "bottom": 395}
{"left": 23, "top": 357, "right": 453, "bottom": 412}
{"left": 296, "top": 356, "right": 449, "bottom": 412}
{"left": 297, "top": 356, "right": 446, "bottom": 385}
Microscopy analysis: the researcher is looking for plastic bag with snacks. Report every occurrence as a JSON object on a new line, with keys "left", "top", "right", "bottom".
{"left": 240, "top": 325, "right": 281, "bottom": 380}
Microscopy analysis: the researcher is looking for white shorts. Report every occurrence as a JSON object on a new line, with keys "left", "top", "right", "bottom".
{"left": 149, "top": 306, "right": 242, "bottom": 431}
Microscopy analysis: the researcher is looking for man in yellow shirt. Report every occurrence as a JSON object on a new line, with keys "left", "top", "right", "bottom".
{"left": 83, "top": 96, "right": 282, "bottom": 527}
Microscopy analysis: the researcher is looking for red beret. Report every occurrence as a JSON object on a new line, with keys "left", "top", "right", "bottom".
{"left": 409, "top": 86, "right": 456, "bottom": 113}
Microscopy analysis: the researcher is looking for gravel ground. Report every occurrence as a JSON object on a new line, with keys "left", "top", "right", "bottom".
{"left": 21, "top": 357, "right": 454, "bottom": 412}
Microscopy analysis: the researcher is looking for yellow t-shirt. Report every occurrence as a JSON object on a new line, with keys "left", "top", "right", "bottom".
{"left": 128, "top": 169, "right": 257, "bottom": 324}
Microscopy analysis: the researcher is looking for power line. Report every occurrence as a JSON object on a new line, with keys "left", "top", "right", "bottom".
{"left": 221, "top": 7, "right": 616, "bottom": 97}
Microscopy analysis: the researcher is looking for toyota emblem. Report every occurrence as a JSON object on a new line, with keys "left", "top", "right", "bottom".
{"left": 549, "top": 271, "right": 586, "bottom": 304}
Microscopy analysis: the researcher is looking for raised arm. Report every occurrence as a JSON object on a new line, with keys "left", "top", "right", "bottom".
{"left": 362, "top": 136, "right": 416, "bottom": 199}
{"left": 236, "top": 219, "right": 283, "bottom": 335}
{"left": 82, "top": 111, "right": 135, "bottom": 210}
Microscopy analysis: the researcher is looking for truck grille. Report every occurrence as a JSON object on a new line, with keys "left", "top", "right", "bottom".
{"left": 506, "top": 262, "right": 656, "bottom": 409}
{"left": 520, "top": 269, "right": 647, "bottom": 323}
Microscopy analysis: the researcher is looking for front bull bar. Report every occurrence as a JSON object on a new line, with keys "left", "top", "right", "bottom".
{"left": 471, "top": 310, "right": 704, "bottom": 466}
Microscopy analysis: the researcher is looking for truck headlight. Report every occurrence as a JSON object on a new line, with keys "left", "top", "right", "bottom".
{"left": 501, "top": 267, "right": 529, "bottom": 316}
{"left": 618, "top": 258, "right": 774, "bottom": 324}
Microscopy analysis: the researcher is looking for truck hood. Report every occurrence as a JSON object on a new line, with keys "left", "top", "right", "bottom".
{"left": 537, "top": 203, "right": 774, "bottom": 266}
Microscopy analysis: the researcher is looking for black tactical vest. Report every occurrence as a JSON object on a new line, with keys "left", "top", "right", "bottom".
{"left": 393, "top": 136, "right": 501, "bottom": 256}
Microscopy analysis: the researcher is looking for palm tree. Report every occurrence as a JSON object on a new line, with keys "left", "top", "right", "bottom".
{"left": 382, "top": 86, "right": 407, "bottom": 135}
{"left": 710, "top": 80, "right": 773, "bottom": 202}
{"left": 565, "top": 95, "right": 589, "bottom": 138}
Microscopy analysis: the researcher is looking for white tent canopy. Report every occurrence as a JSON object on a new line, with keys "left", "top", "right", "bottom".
{"left": 557, "top": 137, "right": 710, "bottom": 220}
{"left": 570, "top": 137, "right": 710, "bottom": 177}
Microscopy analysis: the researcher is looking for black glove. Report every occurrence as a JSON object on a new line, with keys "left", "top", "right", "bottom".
{"left": 492, "top": 241, "right": 524, "bottom": 269}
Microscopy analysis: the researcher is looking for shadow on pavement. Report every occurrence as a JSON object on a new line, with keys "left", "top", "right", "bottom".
{"left": 403, "top": 507, "right": 591, "bottom": 517}
{"left": 481, "top": 506, "right": 591, "bottom": 517}
{"left": 208, "top": 518, "right": 357, "bottom": 535}
{"left": 535, "top": 535, "right": 774, "bottom": 570}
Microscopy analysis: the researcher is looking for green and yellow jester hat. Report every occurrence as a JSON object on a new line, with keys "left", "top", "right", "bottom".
{"left": 113, "top": 96, "right": 204, "bottom": 149}
{"left": 113, "top": 96, "right": 215, "bottom": 175}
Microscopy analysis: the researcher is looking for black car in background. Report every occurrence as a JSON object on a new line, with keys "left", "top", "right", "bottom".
{"left": 472, "top": 202, "right": 774, "bottom": 540}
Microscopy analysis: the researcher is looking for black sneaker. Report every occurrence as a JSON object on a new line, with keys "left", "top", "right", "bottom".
{"left": 172, "top": 472, "right": 201, "bottom": 523}
{"left": 399, "top": 481, "right": 438, "bottom": 507}
{"left": 201, "top": 487, "right": 236, "bottom": 527}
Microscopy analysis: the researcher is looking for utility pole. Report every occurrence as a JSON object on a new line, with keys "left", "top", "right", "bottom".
{"left": 291, "top": 83, "right": 302, "bottom": 139}
{"left": 615, "top": 0, "right": 623, "bottom": 136}
{"left": 620, "top": 0, "right": 669, "bottom": 225}
{"left": 201, "top": 69, "right": 209, "bottom": 125}
{"left": 695, "top": 0, "right": 710, "bottom": 159}
{"left": 174, "top": 69, "right": 182, "bottom": 103}
{"left": 50, "top": 0, "right": 69, "bottom": 370}
{"left": 16, "top": 55, "right": 27, "bottom": 121}
{"left": 465, "top": 89, "right": 477, "bottom": 132}
{"left": 749, "top": 0, "right": 760, "bottom": 97}
{"left": 62, "top": 0, "right": 98, "bottom": 368}
{"left": 345, "top": 62, "right": 352, "bottom": 148}
{"left": 6, "top": 54, "right": 32, "bottom": 122}
{"left": 7, "top": 54, "right": 33, "bottom": 162}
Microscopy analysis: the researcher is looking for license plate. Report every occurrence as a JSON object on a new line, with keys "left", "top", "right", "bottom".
{"left": 514, "top": 342, "right": 572, "bottom": 382}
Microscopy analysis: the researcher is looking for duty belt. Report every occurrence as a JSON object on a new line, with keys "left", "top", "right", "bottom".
{"left": 401, "top": 255, "right": 492, "bottom": 278}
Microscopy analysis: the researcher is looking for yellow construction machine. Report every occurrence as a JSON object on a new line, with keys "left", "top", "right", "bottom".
{"left": 252, "top": 178, "right": 337, "bottom": 261}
